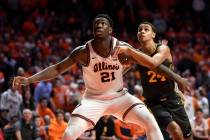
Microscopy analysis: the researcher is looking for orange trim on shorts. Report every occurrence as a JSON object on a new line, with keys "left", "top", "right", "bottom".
{"left": 122, "top": 103, "right": 144, "bottom": 121}
{"left": 71, "top": 114, "right": 95, "bottom": 127}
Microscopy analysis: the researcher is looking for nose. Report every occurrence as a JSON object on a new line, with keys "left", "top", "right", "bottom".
{"left": 140, "top": 30, "right": 145, "bottom": 34}
{"left": 97, "top": 22, "right": 103, "bottom": 28}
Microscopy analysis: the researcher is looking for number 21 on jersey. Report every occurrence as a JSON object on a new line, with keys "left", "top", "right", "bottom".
{"left": 100, "top": 72, "right": 115, "bottom": 82}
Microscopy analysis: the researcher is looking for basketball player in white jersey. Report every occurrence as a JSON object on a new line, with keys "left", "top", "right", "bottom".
{"left": 13, "top": 14, "right": 189, "bottom": 140}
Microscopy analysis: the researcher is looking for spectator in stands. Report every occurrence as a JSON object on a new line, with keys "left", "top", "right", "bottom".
{"left": 184, "top": 90, "right": 200, "bottom": 120}
{"left": 36, "top": 97, "right": 55, "bottom": 120}
{"left": 34, "top": 115, "right": 48, "bottom": 140}
{"left": 34, "top": 81, "right": 52, "bottom": 105}
{"left": 48, "top": 109, "right": 67, "bottom": 140}
{"left": 190, "top": 108, "right": 208, "bottom": 140}
{"left": 0, "top": 87, "right": 22, "bottom": 120}
{"left": 3, "top": 115, "right": 19, "bottom": 140}
{"left": 14, "top": 109, "right": 37, "bottom": 140}
{"left": 50, "top": 78, "right": 70, "bottom": 112}
{"left": 195, "top": 86, "right": 209, "bottom": 118}
{"left": 22, "top": 86, "right": 35, "bottom": 111}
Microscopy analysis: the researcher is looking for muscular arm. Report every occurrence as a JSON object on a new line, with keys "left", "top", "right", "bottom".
{"left": 115, "top": 43, "right": 190, "bottom": 92}
{"left": 128, "top": 45, "right": 170, "bottom": 69}
{"left": 27, "top": 46, "right": 88, "bottom": 84}
{"left": 154, "top": 65, "right": 190, "bottom": 93}
{"left": 116, "top": 43, "right": 183, "bottom": 83}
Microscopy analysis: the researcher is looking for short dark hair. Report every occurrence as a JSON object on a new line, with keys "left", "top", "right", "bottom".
{"left": 138, "top": 21, "right": 157, "bottom": 33}
{"left": 55, "top": 109, "right": 64, "bottom": 116}
{"left": 93, "top": 14, "right": 113, "bottom": 28}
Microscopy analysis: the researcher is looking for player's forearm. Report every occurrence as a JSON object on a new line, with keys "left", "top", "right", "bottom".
{"left": 128, "top": 48, "right": 158, "bottom": 69}
{"left": 154, "top": 65, "right": 182, "bottom": 83}
{"left": 28, "top": 65, "right": 59, "bottom": 83}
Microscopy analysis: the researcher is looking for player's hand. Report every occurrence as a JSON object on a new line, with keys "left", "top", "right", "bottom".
{"left": 178, "top": 91, "right": 186, "bottom": 104}
{"left": 177, "top": 78, "right": 191, "bottom": 94}
{"left": 160, "top": 39, "right": 168, "bottom": 45}
{"left": 12, "top": 76, "right": 30, "bottom": 89}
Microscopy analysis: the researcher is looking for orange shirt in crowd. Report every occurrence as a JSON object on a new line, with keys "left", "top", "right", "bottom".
{"left": 0, "top": 72, "right": 4, "bottom": 82}
{"left": 36, "top": 104, "right": 56, "bottom": 119}
{"left": 48, "top": 119, "right": 67, "bottom": 140}
{"left": 52, "top": 85, "right": 69, "bottom": 110}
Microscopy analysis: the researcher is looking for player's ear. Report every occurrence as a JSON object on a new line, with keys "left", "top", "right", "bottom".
{"left": 109, "top": 27, "right": 112, "bottom": 34}
{"left": 152, "top": 32, "right": 156, "bottom": 39}
{"left": 137, "top": 32, "right": 140, "bottom": 38}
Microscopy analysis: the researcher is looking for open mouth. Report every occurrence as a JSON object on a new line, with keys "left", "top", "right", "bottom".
{"left": 96, "top": 29, "right": 103, "bottom": 33}
{"left": 95, "top": 30, "right": 103, "bottom": 35}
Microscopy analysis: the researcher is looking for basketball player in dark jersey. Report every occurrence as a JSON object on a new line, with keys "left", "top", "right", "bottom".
{"left": 114, "top": 22, "right": 192, "bottom": 140}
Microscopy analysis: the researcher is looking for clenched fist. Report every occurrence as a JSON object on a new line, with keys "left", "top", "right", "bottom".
{"left": 12, "top": 76, "right": 30, "bottom": 88}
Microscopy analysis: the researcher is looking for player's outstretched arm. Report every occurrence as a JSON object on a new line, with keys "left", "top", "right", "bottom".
{"left": 13, "top": 46, "right": 87, "bottom": 88}
{"left": 154, "top": 65, "right": 191, "bottom": 93}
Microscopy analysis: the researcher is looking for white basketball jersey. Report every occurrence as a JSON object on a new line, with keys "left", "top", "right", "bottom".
{"left": 82, "top": 37, "right": 124, "bottom": 99}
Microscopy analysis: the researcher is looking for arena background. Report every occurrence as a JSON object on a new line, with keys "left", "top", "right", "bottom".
{"left": 0, "top": 0, "right": 209, "bottom": 140}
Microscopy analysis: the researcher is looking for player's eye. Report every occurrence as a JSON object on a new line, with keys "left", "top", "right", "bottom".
{"left": 145, "top": 28, "right": 149, "bottom": 31}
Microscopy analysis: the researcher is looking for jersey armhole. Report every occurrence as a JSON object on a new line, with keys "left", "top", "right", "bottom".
{"left": 82, "top": 43, "right": 90, "bottom": 67}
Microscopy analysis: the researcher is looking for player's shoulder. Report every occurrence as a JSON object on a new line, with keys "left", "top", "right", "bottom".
{"left": 73, "top": 45, "right": 86, "bottom": 52}
{"left": 72, "top": 41, "right": 90, "bottom": 55}
{"left": 118, "top": 40, "right": 134, "bottom": 48}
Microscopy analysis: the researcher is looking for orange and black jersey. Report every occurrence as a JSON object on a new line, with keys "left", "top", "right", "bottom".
{"left": 136, "top": 44, "right": 175, "bottom": 100}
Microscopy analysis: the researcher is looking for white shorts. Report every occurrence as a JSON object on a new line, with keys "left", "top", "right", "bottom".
{"left": 71, "top": 89, "right": 145, "bottom": 127}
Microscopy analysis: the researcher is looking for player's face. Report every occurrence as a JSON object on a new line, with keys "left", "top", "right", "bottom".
{"left": 137, "top": 24, "right": 155, "bottom": 43}
{"left": 93, "top": 17, "right": 112, "bottom": 38}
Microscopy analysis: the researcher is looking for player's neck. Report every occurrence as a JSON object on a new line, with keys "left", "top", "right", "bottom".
{"left": 92, "top": 36, "right": 112, "bottom": 57}
{"left": 141, "top": 40, "right": 156, "bottom": 55}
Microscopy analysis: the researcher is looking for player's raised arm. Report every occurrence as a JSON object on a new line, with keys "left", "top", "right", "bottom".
{"left": 13, "top": 46, "right": 88, "bottom": 88}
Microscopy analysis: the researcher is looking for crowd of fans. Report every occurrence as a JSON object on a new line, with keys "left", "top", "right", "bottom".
{"left": 0, "top": 0, "right": 209, "bottom": 139}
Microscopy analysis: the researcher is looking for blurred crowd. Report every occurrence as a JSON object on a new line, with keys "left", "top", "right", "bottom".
{"left": 0, "top": 0, "right": 209, "bottom": 140}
